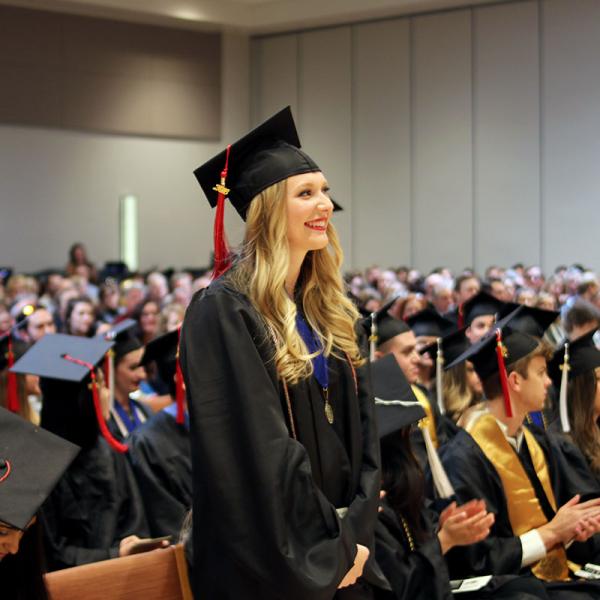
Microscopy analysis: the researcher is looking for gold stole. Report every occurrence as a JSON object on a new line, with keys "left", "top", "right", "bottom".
{"left": 467, "top": 413, "right": 569, "bottom": 581}
{"left": 412, "top": 384, "right": 438, "bottom": 449}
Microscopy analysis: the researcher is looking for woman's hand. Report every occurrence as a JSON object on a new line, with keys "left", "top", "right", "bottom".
{"left": 437, "top": 500, "right": 494, "bottom": 554}
{"left": 338, "top": 544, "right": 370, "bottom": 588}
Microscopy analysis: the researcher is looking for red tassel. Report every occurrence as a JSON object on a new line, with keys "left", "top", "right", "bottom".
{"left": 212, "top": 144, "right": 232, "bottom": 280}
{"left": 6, "top": 336, "right": 20, "bottom": 414}
{"left": 175, "top": 326, "right": 185, "bottom": 425}
{"left": 495, "top": 329, "right": 513, "bottom": 418}
{"left": 62, "top": 354, "right": 129, "bottom": 453}
{"left": 457, "top": 303, "right": 464, "bottom": 330}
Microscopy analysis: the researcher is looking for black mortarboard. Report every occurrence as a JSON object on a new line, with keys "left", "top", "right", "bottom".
{"left": 421, "top": 328, "right": 471, "bottom": 368}
{"left": 371, "top": 354, "right": 425, "bottom": 438}
{"left": 447, "top": 323, "right": 538, "bottom": 381}
{"left": 0, "top": 408, "right": 79, "bottom": 530}
{"left": 97, "top": 319, "right": 141, "bottom": 360}
{"left": 548, "top": 329, "right": 600, "bottom": 387}
{"left": 406, "top": 308, "right": 454, "bottom": 338}
{"left": 462, "top": 291, "right": 505, "bottom": 327}
{"left": 194, "top": 106, "right": 341, "bottom": 220}
{"left": 498, "top": 303, "right": 559, "bottom": 339}
{"left": 11, "top": 333, "right": 113, "bottom": 382}
{"left": 141, "top": 329, "right": 178, "bottom": 393}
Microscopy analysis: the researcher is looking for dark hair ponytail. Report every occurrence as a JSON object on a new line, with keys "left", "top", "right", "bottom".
{"left": 380, "top": 428, "right": 429, "bottom": 545}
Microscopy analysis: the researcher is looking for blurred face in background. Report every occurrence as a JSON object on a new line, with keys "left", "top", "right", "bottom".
{"left": 68, "top": 301, "right": 94, "bottom": 336}
{"left": 139, "top": 302, "right": 160, "bottom": 339}
{"left": 25, "top": 308, "right": 56, "bottom": 342}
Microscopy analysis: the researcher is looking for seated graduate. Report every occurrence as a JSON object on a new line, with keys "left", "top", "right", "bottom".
{"left": 405, "top": 307, "right": 455, "bottom": 393}
{"left": 128, "top": 329, "right": 192, "bottom": 539}
{"left": 420, "top": 328, "right": 483, "bottom": 426}
{"left": 0, "top": 406, "right": 79, "bottom": 600}
{"left": 367, "top": 303, "right": 452, "bottom": 471}
{"left": 0, "top": 330, "right": 36, "bottom": 423}
{"left": 372, "top": 355, "right": 548, "bottom": 600}
{"left": 459, "top": 291, "right": 505, "bottom": 344}
{"left": 548, "top": 329, "right": 600, "bottom": 480}
{"left": 439, "top": 312, "right": 600, "bottom": 598}
{"left": 98, "top": 320, "right": 151, "bottom": 441}
{"left": 11, "top": 333, "right": 154, "bottom": 570}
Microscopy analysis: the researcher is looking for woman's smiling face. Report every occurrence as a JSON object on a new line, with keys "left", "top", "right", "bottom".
{"left": 285, "top": 171, "right": 334, "bottom": 256}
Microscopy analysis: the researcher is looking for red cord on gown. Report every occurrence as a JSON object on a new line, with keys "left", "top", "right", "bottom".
{"left": 6, "top": 335, "right": 20, "bottom": 414}
{"left": 495, "top": 329, "right": 513, "bottom": 418}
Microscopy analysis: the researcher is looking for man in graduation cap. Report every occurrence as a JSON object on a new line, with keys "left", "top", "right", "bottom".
{"left": 439, "top": 315, "right": 600, "bottom": 598}
{"left": 128, "top": 329, "right": 192, "bottom": 539}
{"left": 11, "top": 333, "right": 153, "bottom": 569}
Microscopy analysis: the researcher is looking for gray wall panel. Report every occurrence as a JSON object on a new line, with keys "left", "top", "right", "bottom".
{"left": 474, "top": 1, "right": 540, "bottom": 272}
{"left": 543, "top": 0, "right": 600, "bottom": 271}
{"left": 298, "top": 27, "right": 354, "bottom": 265}
{"left": 412, "top": 10, "right": 473, "bottom": 272}
{"left": 251, "top": 35, "right": 299, "bottom": 126}
{"left": 352, "top": 19, "right": 411, "bottom": 270}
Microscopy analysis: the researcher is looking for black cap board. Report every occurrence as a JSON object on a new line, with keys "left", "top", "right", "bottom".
{"left": 141, "top": 329, "right": 178, "bottom": 394}
{"left": 421, "top": 327, "right": 471, "bottom": 368}
{"left": 446, "top": 308, "right": 539, "bottom": 381}
{"left": 97, "top": 319, "right": 141, "bottom": 360}
{"left": 462, "top": 291, "right": 505, "bottom": 327}
{"left": 0, "top": 407, "right": 79, "bottom": 530}
{"left": 548, "top": 329, "right": 600, "bottom": 387}
{"left": 194, "top": 106, "right": 341, "bottom": 220}
{"left": 372, "top": 354, "right": 425, "bottom": 438}
{"left": 498, "top": 303, "right": 559, "bottom": 339}
{"left": 406, "top": 307, "right": 454, "bottom": 338}
{"left": 359, "top": 296, "right": 410, "bottom": 347}
{"left": 10, "top": 333, "right": 113, "bottom": 381}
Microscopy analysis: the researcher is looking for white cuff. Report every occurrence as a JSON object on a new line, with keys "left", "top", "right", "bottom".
{"left": 520, "top": 529, "right": 547, "bottom": 568}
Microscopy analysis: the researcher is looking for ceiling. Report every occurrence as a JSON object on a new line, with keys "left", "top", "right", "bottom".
{"left": 0, "top": 0, "right": 504, "bottom": 34}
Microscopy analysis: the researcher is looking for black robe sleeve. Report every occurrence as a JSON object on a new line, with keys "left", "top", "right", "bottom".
{"left": 41, "top": 439, "right": 149, "bottom": 570}
{"left": 127, "top": 414, "right": 192, "bottom": 539}
{"left": 180, "top": 286, "right": 360, "bottom": 599}
{"left": 375, "top": 505, "right": 452, "bottom": 600}
{"left": 439, "top": 431, "right": 523, "bottom": 578}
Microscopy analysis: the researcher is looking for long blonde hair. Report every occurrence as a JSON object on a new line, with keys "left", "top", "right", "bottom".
{"left": 442, "top": 362, "right": 481, "bottom": 424}
{"left": 228, "top": 179, "right": 364, "bottom": 385}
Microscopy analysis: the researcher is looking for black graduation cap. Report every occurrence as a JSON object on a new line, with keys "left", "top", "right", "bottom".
{"left": 498, "top": 303, "right": 559, "bottom": 339}
{"left": 360, "top": 297, "right": 410, "bottom": 348}
{"left": 421, "top": 328, "right": 471, "bottom": 368}
{"left": 548, "top": 329, "right": 600, "bottom": 387}
{"left": 0, "top": 407, "right": 79, "bottom": 530}
{"left": 11, "top": 333, "right": 113, "bottom": 382}
{"left": 371, "top": 354, "right": 425, "bottom": 438}
{"left": 406, "top": 307, "right": 454, "bottom": 338}
{"left": 194, "top": 106, "right": 341, "bottom": 220}
{"left": 446, "top": 320, "right": 538, "bottom": 382}
{"left": 141, "top": 329, "right": 178, "bottom": 392}
{"left": 461, "top": 291, "right": 505, "bottom": 327}
{"left": 97, "top": 319, "right": 141, "bottom": 360}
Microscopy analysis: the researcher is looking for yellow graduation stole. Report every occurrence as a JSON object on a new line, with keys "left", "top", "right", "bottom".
{"left": 412, "top": 384, "right": 438, "bottom": 449}
{"left": 467, "top": 413, "right": 569, "bottom": 581}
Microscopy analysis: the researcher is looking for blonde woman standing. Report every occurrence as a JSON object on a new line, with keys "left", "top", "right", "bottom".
{"left": 180, "top": 108, "right": 384, "bottom": 600}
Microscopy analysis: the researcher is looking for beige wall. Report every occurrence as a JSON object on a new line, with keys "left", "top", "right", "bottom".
{"left": 252, "top": 0, "right": 600, "bottom": 274}
{"left": 0, "top": 30, "right": 249, "bottom": 273}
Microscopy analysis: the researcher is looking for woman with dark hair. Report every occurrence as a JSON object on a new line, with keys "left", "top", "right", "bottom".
{"left": 65, "top": 242, "right": 98, "bottom": 282}
{"left": 549, "top": 329, "right": 600, "bottom": 478}
{"left": 0, "top": 406, "right": 79, "bottom": 599}
{"left": 131, "top": 298, "right": 161, "bottom": 345}
{"left": 64, "top": 296, "right": 96, "bottom": 337}
{"left": 181, "top": 107, "right": 383, "bottom": 599}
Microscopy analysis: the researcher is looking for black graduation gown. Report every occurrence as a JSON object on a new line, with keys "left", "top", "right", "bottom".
{"left": 41, "top": 436, "right": 149, "bottom": 570}
{"left": 374, "top": 504, "right": 550, "bottom": 600}
{"left": 127, "top": 408, "right": 192, "bottom": 538}
{"left": 180, "top": 278, "right": 385, "bottom": 600}
{"left": 439, "top": 426, "right": 600, "bottom": 599}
